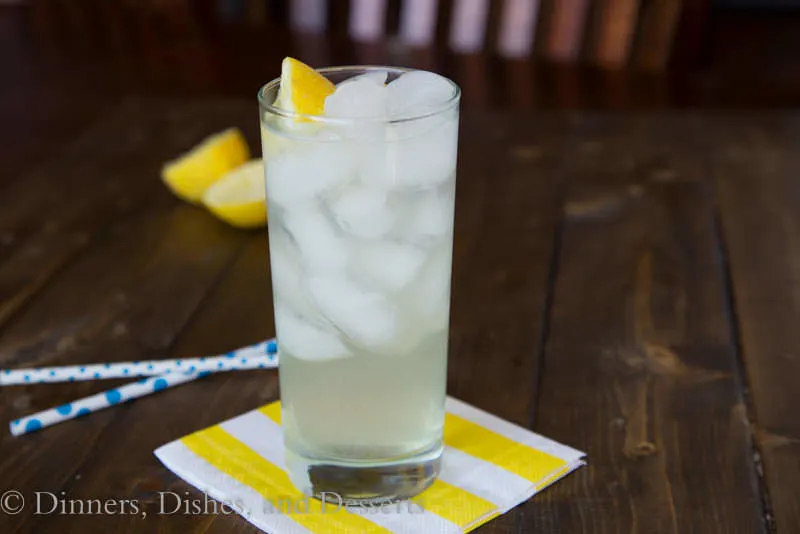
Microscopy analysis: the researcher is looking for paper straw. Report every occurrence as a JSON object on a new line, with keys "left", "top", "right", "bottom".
{"left": 10, "top": 372, "right": 203, "bottom": 436}
{"left": 9, "top": 350, "right": 280, "bottom": 436}
{"left": 1, "top": 340, "right": 277, "bottom": 385}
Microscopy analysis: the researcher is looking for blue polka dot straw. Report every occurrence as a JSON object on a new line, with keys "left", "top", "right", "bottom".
{"left": 5, "top": 340, "right": 280, "bottom": 436}
{"left": 9, "top": 371, "right": 204, "bottom": 436}
{"left": 105, "top": 390, "right": 122, "bottom": 405}
{"left": 0, "top": 339, "right": 278, "bottom": 385}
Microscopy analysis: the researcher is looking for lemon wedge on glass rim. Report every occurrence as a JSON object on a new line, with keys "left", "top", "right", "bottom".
{"left": 161, "top": 128, "right": 250, "bottom": 204}
{"left": 202, "top": 159, "right": 267, "bottom": 229}
{"left": 275, "top": 57, "right": 335, "bottom": 116}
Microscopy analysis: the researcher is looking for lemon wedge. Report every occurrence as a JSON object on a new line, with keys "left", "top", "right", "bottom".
{"left": 203, "top": 159, "right": 267, "bottom": 229}
{"left": 162, "top": 128, "right": 250, "bottom": 204}
{"left": 276, "top": 57, "right": 335, "bottom": 116}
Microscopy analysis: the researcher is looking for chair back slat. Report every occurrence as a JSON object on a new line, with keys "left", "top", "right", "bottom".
{"left": 449, "top": 0, "right": 490, "bottom": 53}
{"left": 349, "top": 0, "right": 388, "bottom": 42}
{"left": 497, "top": 0, "right": 540, "bottom": 58}
{"left": 399, "top": 0, "right": 440, "bottom": 46}
{"left": 591, "top": 0, "right": 641, "bottom": 68}
{"left": 28, "top": 0, "right": 705, "bottom": 71}
{"left": 543, "top": 0, "right": 591, "bottom": 62}
{"left": 289, "top": 0, "right": 327, "bottom": 32}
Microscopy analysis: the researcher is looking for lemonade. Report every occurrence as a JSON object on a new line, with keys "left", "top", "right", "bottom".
{"left": 259, "top": 63, "right": 460, "bottom": 502}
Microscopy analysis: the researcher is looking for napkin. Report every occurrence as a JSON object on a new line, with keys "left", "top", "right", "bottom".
{"left": 155, "top": 397, "right": 585, "bottom": 533}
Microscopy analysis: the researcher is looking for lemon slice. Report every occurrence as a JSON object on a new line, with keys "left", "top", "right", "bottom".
{"left": 276, "top": 57, "right": 335, "bottom": 116}
{"left": 203, "top": 159, "right": 267, "bottom": 229}
{"left": 162, "top": 128, "right": 251, "bottom": 204}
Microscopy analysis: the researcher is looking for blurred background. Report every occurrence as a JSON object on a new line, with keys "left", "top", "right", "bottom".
{"left": 4, "top": 0, "right": 800, "bottom": 181}
{"left": 3, "top": 0, "right": 800, "bottom": 107}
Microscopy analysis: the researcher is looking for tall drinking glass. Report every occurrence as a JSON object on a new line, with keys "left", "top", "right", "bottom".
{"left": 258, "top": 67, "right": 460, "bottom": 503}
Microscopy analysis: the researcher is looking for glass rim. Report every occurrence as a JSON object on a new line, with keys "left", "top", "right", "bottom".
{"left": 257, "top": 65, "right": 461, "bottom": 125}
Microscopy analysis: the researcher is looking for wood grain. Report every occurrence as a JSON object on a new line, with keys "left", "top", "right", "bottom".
{"left": 18, "top": 235, "right": 273, "bottom": 533}
{"left": 0, "top": 99, "right": 259, "bottom": 334}
{"left": 713, "top": 115, "right": 800, "bottom": 533}
{"left": 0, "top": 101, "right": 789, "bottom": 532}
{"left": 0, "top": 100, "right": 259, "bottom": 533}
{"left": 450, "top": 113, "right": 568, "bottom": 533}
{"left": 523, "top": 118, "right": 768, "bottom": 533}
{"left": 448, "top": 112, "right": 567, "bottom": 427}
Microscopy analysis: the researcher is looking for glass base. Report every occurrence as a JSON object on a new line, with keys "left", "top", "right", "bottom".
{"left": 286, "top": 441, "right": 443, "bottom": 505}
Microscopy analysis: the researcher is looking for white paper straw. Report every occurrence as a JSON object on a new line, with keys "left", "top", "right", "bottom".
{"left": 9, "top": 350, "right": 280, "bottom": 436}
{"left": 10, "top": 372, "right": 201, "bottom": 436}
{"left": 1, "top": 340, "right": 277, "bottom": 385}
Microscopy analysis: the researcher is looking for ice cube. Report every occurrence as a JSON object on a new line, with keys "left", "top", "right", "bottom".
{"left": 330, "top": 185, "right": 395, "bottom": 239}
{"left": 284, "top": 207, "right": 347, "bottom": 273}
{"left": 396, "top": 184, "right": 455, "bottom": 242}
{"left": 268, "top": 226, "right": 320, "bottom": 321}
{"left": 266, "top": 142, "right": 356, "bottom": 208}
{"left": 275, "top": 306, "right": 350, "bottom": 361}
{"left": 410, "top": 245, "right": 452, "bottom": 332}
{"left": 353, "top": 241, "right": 426, "bottom": 292}
{"left": 386, "top": 71, "right": 455, "bottom": 118}
{"left": 345, "top": 71, "right": 388, "bottom": 86}
{"left": 325, "top": 79, "right": 388, "bottom": 119}
{"left": 360, "top": 116, "right": 458, "bottom": 188}
{"left": 260, "top": 123, "right": 290, "bottom": 161}
{"left": 308, "top": 275, "right": 397, "bottom": 349}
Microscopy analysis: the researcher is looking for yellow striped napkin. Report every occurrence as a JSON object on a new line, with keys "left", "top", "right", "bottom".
{"left": 155, "top": 397, "right": 585, "bottom": 533}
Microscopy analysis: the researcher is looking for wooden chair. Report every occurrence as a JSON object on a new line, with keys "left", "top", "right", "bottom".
{"left": 25, "top": 0, "right": 707, "bottom": 71}
{"left": 285, "top": 0, "right": 708, "bottom": 70}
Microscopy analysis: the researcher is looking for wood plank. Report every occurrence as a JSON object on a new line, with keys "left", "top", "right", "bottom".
{"left": 0, "top": 89, "right": 114, "bottom": 191}
{"left": 5, "top": 112, "right": 568, "bottom": 533}
{"left": 712, "top": 115, "right": 800, "bottom": 533}
{"left": 447, "top": 113, "right": 567, "bottom": 532}
{"left": 522, "top": 116, "right": 768, "bottom": 532}
{"left": 0, "top": 100, "right": 260, "bottom": 532}
{"left": 0, "top": 98, "right": 257, "bottom": 241}
{"left": 0, "top": 99, "right": 258, "bottom": 333}
{"left": 18, "top": 234, "right": 271, "bottom": 533}
{"left": 448, "top": 112, "right": 567, "bottom": 425}
{"left": 0, "top": 207, "right": 248, "bottom": 533}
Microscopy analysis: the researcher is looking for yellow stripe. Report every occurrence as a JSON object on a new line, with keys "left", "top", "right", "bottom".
{"left": 465, "top": 509, "right": 506, "bottom": 533}
{"left": 444, "top": 413, "right": 567, "bottom": 483}
{"left": 536, "top": 464, "right": 575, "bottom": 491}
{"left": 261, "top": 403, "right": 566, "bottom": 485}
{"left": 259, "top": 402, "right": 498, "bottom": 528}
{"left": 415, "top": 479, "right": 498, "bottom": 529}
{"left": 181, "top": 426, "right": 390, "bottom": 534}
{"left": 258, "top": 402, "right": 282, "bottom": 424}
{"left": 253, "top": 403, "right": 565, "bottom": 527}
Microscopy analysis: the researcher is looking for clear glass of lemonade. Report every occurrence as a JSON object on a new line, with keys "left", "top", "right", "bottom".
{"left": 258, "top": 66, "right": 460, "bottom": 503}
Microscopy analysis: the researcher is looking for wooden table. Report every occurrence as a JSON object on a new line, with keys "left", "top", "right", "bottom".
{"left": 0, "top": 99, "right": 798, "bottom": 533}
